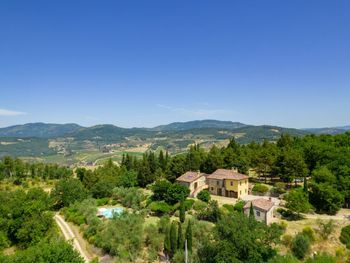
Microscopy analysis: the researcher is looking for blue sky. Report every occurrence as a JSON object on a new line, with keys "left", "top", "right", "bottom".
{"left": 0, "top": 1, "right": 349, "bottom": 128}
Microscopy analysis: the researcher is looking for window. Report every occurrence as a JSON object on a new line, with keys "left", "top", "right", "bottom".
{"left": 245, "top": 189, "right": 247, "bottom": 193}
{"left": 256, "top": 211, "right": 260, "bottom": 217}
{"left": 211, "top": 187, "right": 214, "bottom": 191}
{"left": 217, "top": 181, "right": 219, "bottom": 186}
{"left": 240, "top": 181, "right": 242, "bottom": 185}
{"left": 230, "top": 181, "right": 233, "bottom": 186}
{"left": 240, "top": 191, "right": 241, "bottom": 195}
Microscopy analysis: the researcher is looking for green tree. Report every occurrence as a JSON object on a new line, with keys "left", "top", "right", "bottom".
{"left": 310, "top": 183, "right": 344, "bottom": 215}
{"left": 170, "top": 221, "right": 178, "bottom": 255}
{"left": 197, "top": 189, "right": 211, "bottom": 203}
{"left": 177, "top": 222, "right": 184, "bottom": 251}
{"left": 285, "top": 188, "right": 311, "bottom": 217}
{"left": 291, "top": 233, "right": 310, "bottom": 259}
{"left": 51, "top": 178, "right": 89, "bottom": 209}
{"left": 249, "top": 202, "right": 255, "bottom": 221}
{"left": 186, "top": 220, "right": 192, "bottom": 253}
{"left": 179, "top": 199, "right": 185, "bottom": 223}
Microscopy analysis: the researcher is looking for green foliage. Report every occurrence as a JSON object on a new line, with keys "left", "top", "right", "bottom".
{"left": 285, "top": 188, "right": 311, "bottom": 215}
{"left": 3, "top": 238, "right": 84, "bottom": 263}
{"left": 149, "top": 201, "right": 174, "bottom": 215}
{"left": 302, "top": 227, "right": 316, "bottom": 242}
{"left": 310, "top": 182, "right": 344, "bottom": 215}
{"left": 340, "top": 224, "right": 350, "bottom": 248}
{"left": 0, "top": 188, "right": 53, "bottom": 248}
{"left": 267, "top": 254, "right": 299, "bottom": 263}
{"left": 252, "top": 183, "right": 269, "bottom": 195}
{"left": 177, "top": 222, "right": 184, "bottom": 250}
{"left": 233, "top": 201, "right": 245, "bottom": 213}
{"left": 94, "top": 212, "right": 144, "bottom": 261}
{"left": 151, "top": 180, "right": 190, "bottom": 205}
{"left": 291, "top": 233, "right": 310, "bottom": 259}
{"left": 305, "top": 253, "right": 337, "bottom": 263}
{"left": 197, "top": 189, "right": 211, "bottom": 203}
{"left": 197, "top": 200, "right": 221, "bottom": 222}
{"left": 62, "top": 198, "right": 97, "bottom": 226}
{"left": 170, "top": 221, "right": 178, "bottom": 255}
{"left": 198, "top": 212, "right": 282, "bottom": 262}
{"left": 316, "top": 219, "right": 335, "bottom": 240}
{"left": 179, "top": 199, "right": 185, "bottom": 223}
{"left": 51, "top": 178, "right": 89, "bottom": 209}
{"left": 186, "top": 220, "right": 192, "bottom": 253}
{"left": 222, "top": 204, "right": 235, "bottom": 213}
{"left": 112, "top": 187, "right": 146, "bottom": 209}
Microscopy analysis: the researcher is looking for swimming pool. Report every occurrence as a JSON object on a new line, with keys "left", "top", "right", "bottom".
{"left": 98, "top": 207, "right": 124, "bottom": 219}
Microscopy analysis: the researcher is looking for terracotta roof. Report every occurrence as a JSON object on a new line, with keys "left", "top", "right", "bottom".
{"left": 244, "top": 198, "right": 274, "bottom": 212}
{"left": 207, "top": 169, "right": 249, "bottom": 180}
{"left": 176, "top": 171, "right": 206, "bottom": 183}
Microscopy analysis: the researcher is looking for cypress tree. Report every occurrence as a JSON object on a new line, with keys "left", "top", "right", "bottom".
{"left": 186, "top": 220, "right": 192, "bottom": 253}
{"left": 303, "top": 177, "right": 308, "bottom": 195}
{"left": 164, "top": 224, "right": 171, "bottom": 258}
{"left": 177, "top": 222, "right": 184, "bottom": 250}
{"left": 249, "top": 202, "right": 255, "bottom": 221}
{"left": 170, "top": 221, "right": 178, "bottom": 255}
{"left": 179, "top": 199, "right": 186, "bottom": 223}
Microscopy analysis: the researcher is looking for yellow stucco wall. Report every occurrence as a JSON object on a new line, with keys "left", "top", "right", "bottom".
{"left": 225, "top": 179, "right": 249, "bottom": 197}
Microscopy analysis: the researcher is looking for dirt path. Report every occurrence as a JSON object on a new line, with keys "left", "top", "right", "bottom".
{"left": 54, "top": 214, "right": 90, "bottom": 263}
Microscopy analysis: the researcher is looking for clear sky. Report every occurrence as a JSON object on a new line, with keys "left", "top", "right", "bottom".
{"left": 1, "top": 1, "right": 349, "bottom": 129}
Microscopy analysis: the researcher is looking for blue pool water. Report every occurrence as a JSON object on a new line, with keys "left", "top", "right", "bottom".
{"left": 99, "top": 208, "right": 124, "bottom": 219}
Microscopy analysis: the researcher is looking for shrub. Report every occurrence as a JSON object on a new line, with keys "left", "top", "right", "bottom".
{"left": 193, "top": 200, "right": 207, "bottom": 212}
{"left": 234, "top": 201, "right": 245, "bottom": 213}
{"left": 271, "top": 182, "right": 287, "bottom": 195}
{"left": 302, "top": 227, "right": 316, "bottom": 242}
{"left": 112, "top": 187, "right": 146, "bottom": 209}
{"left": 267, "top": 254, "right": 299, "bottom": 263}
{"left": 291, "top": 233, "right": 310, "bottom": 259}
{"left": 197, "top": 190, "right": 211, "bottom": 203}
{"left": 149, "top": 201, "right": 174, "bottom": 215}
{"left": 317, "top": 219, "right": 335, "bottom": 240}
{"left": 252, "top": 183, "right": 269, "bottom": 195}
{"left": 96, "top": 198, "right": 109, "bottom": 206}
{"left": 340, "top": 224, "right": 350, "bottom": 248}
{"left": 222, "top": 204, "right": 234, "bottom": 213}
{"left": 282, "top": 234, "right": 293, "bottom": 247}
{"left": 305, "top": 253, "right": 337, "bottom": 263}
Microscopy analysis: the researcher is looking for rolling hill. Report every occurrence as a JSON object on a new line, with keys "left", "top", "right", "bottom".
{"left": 0, "top": 120, "right": 347, "bottom": 164}
{"left": 0, "top": 123, "right": 82, "bottom": 138}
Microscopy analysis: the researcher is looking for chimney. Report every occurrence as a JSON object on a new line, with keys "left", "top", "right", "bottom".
{"left": 197, "top": 170, "right": 200, "bottom": 175}
{"left": 231, "top": 167, "right": 238, "bottom": 173}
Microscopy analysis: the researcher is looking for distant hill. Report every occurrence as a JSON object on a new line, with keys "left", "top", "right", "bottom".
{"left": 303, "top": 125, "right": 350, "bottom": 135}
{"left": 0, "top": 123, "right": 82, "bottom": 138}
{"left": 151, "top": 120, "right": 247, "bottom": 131}
{"left": 1, "top": 120, "right": 348, "bottom": 163}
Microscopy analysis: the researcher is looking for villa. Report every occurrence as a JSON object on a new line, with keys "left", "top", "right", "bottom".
{"left": 177, "top": 168, "right": 249, "bottom": 199}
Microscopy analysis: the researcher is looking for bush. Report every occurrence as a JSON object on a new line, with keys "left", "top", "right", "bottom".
{"left": 252, "top": 183, "right": 269, "bottom": 195}
{"left": 305, "top": 253, "right": 337, "bottom": 263}
{"left": 302, "top": 227, "right": 316, "bottom": 242}
{"left": 149, "top": 201, "right": 174, "bottom": 215}
{"left": 96, "top": 198, "right": 109, "bottom": 206}
{"left": 282, "top": 234, "right": 293, "bottom": 247}
{"left": 340, "top": 224, "right": 350, "bottom": 248}
{"left": 271, "top": 182, "right": 287, "bottom": 196}
{"left": 197, "top": 190, "right": 211, "bottom": 203}
{"left": 291, "top": 233, "right": 310, "bottom": 259}
{"left": 267, "top": 254, "right": 299, "bottom": 263}
{"left": 222, "top": 204, "right": 234, "bottom": 213}
{"left": 112, "top": 187, "right": 146, "bottom": 209}
{"left": 234, "top": 201, "right": 245, "bottom": 213}
{"left": 193, "top": 200, "right": 207, "bottom": 212}
{"left": 317, "top": 219, "right": 335, "bottom": 240}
